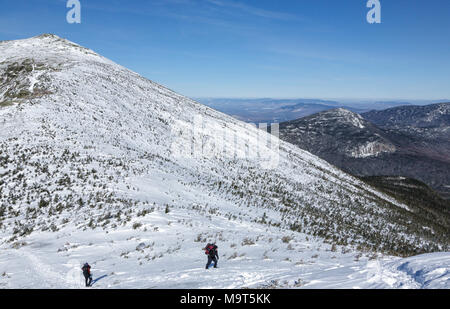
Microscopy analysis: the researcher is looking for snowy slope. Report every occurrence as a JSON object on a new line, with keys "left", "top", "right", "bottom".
{"left": 0, "top": 208, "right": 448, "bottom": 289}
{"left": 0, "top": 34, "right": 448, "bottom": 288}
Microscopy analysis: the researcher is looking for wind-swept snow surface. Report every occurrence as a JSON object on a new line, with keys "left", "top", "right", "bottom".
{"left": 0, "top": 34, "right": 448, "bottom": 288}
{"left": 0, "top": 209, "right": 448, "bottom": 289}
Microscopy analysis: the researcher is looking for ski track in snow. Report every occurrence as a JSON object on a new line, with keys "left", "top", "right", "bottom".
{"left": 13, "top": 249, "right": 71, "bottom": 288}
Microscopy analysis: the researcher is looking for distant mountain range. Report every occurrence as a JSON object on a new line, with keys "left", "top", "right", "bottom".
{"left": 196, "top": 97, "right": 447, "bottom": 124}
{"left": 278, "top": 103, "right": 450, "bottom": 199}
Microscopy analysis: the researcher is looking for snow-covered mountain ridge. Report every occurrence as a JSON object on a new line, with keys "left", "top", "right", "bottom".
{"left": 278, "top": 106, "right": 450, "bottom": 199}
{"left": 279, "top": 108, "right": 397, "bottom": 159}
{"left": 0, "top": 34, "right": 448, "bottom": 288}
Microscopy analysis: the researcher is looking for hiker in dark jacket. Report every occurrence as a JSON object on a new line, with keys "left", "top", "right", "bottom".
{"left": 81, "top": 262, "right": 92, "bottom": 287}
{"left": 204, "top": 243, "right": 219, "bottom": 269}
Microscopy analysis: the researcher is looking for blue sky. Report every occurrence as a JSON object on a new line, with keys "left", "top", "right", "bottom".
{"left": 1, "top": 0, "right": 449, "bottom": 100}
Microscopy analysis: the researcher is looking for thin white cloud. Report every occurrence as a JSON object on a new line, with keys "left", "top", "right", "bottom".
{"left": 205, "top": 0, "right": 298, "bottom": 20}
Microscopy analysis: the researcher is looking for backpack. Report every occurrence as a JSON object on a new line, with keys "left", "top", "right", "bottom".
{"left": 82, "top": 264, "right": 91, "bottom": 274}
{"left": 205, "top": 244, "right": 217, "bottom": 256}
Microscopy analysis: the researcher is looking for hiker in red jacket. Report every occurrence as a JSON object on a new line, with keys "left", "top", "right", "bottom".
{"left": 204, "top": 243, "right": 219, "bottom": 269}
{"left": 81, "top": 262, "right": 92, "bottom": 287}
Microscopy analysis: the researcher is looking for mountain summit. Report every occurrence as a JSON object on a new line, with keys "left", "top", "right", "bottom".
{"left": 362, "top": 103, "right": 450, "bottom": 130}
{"left": 279, "top": 108, "right": 397, "bottom": 159}
{"left": 279, "top": 105, "right": 450, "bottom": 199}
